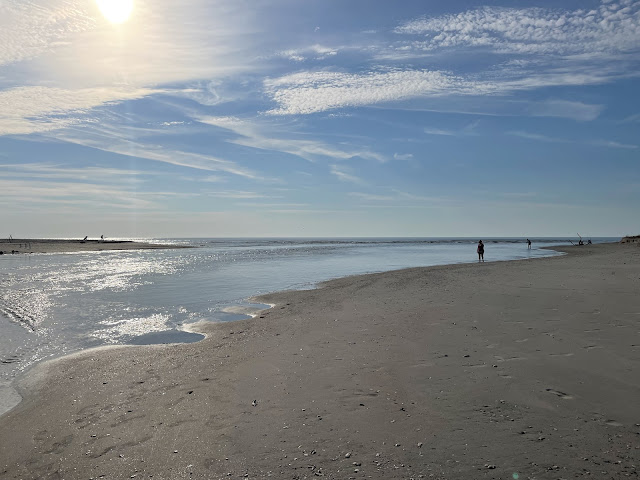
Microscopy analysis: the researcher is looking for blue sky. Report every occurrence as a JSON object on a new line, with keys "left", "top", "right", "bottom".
{"left": 1, "top": 0, "right": 638, "bottom": 238}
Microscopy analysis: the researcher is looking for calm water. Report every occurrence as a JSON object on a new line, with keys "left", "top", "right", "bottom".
{"left": 0, "top": 237, "right": 616, "bottom": 412}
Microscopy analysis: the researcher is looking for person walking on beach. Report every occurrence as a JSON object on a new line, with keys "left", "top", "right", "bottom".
{"left": 477, "top": 240, "right": 484, "bottom": 262}
{"left": 527, "top": 238, "right": 531, "bottom": 249}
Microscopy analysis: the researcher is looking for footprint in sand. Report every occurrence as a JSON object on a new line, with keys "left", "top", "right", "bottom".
{"left": 546, "top": 388, "right": 573, "bottom": 400}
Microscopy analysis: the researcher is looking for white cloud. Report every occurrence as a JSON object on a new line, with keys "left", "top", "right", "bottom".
{"left": 349, "top": 189, "right": 448, "bottom": 205}
{"left": 393, "top": 153, "right": 413, "bottom": 160}
{"left": 424, "top": 127, "right": 457, "bottom": 136}
{"left": 0, "top": 177, "right": 157, "bottom": 210}
{"left": 0, "top": 163, "right": 150, "bottom": 181}
{"left": 395, "top": 2, "right": 640, "bottom": 56}
{"left": 621, "top": 113, "right": 640, "bottom": 123}
{"left": 54, "top": 122, "right": 265, "bottom": 180}
{"left": 424, "top": 120, "right": 480, "bottom": 137}
{"left": 508, "top": 131, "right": 564, "bottom": 143}
{"left": 204, "top": 191, "right": 271, "bottom": 199}
{"left": 526, "top": 100, "right": 604, "bottom": 122}
{"left": 508, "top": 130, "right": 638, "bottom": 149}
{"left": 0, "top": 0, "right": 95, "bottom": 67}
{"left": 263, "top": 2, "right": 639, "bottom": 117}
{"left": 264, "top": 69, "right": 482, "bottom": 115}
{"left": 197, "top": 115, "right": 387, "bottom": 162}
{"left": 591, "top": 139, "right": 638, "bottom": 149}
{"left": 330, "top": 164, "right": 366, "bottom": 184}
{"left": 0, "top": 85, "right": 162, "bottom": 135}
{"left": 278, "top": 44, "right": 340, "bottom": 62}
{"left": 349, "top": 192, "right": 394, "bottom": 201}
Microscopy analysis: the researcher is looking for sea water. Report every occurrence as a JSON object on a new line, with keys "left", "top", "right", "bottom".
{"left": 0, "top": 237, "right": 616, "bottom": 413}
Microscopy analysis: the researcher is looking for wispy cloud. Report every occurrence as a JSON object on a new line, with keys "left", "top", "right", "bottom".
{"left": 424, "top": 127, "right": 457, "bottom": 136}
{"left": 621, "top": 113, "right": 640, "bottom": 123}
{"left": 393, "top": 153, "right": 413, "bottom": 161}
{"left": 52, "top": 120, "right": 266, "bottom": 180}
{"left": 197, "top": 115, "right": 387, "bottom": 162}
{"left": 526, "top": 100, "right": 604, "bottom": 122}
{"left": 508, "top": 130, "right": 638, "bottom": 149}
{"left": 349, "top": 189, "right": 449, "bottom": 206}
{"left": 348, "top": 192, "right": 395, "bottom": 201}
{"left": 0, "top": 86, "right": 162, "bottom": 135}
{"left": 330, "top": 164, "right": 366, "bottom": 184}
{"left": 425, "top": 120, "right": 480, "bottom": 137}
{"left": 590, "top": 139, "right": 638, "bottom": 149}
{"left": 0, "top": 178, "right": 157, "bottom": 210}
{"left": 0, "top": 163, "right": 149, "bottom": 181}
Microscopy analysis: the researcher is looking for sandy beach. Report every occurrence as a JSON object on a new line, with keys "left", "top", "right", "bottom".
{"left": 0, "top": 243, "right": 638, "bottom": 479}
{"left": 0, "top": 239, "right": 189, "bottom": 255}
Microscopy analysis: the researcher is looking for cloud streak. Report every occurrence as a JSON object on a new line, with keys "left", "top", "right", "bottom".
{"left": 197, "top": 115, "right": 387, "bottom": 162}
{"left": 508, "top": 130, "right": 638, "bottom": 149}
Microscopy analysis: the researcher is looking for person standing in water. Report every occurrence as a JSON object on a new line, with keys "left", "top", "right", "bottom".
{"left": 527, "top": 238, "right": 531, "bottom": 249}
{"left": 477, "top": 240, "right": 484, "bottom": 262}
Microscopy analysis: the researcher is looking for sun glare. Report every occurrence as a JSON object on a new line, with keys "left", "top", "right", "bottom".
{"left": 95, "top": 0, "right": 134, "bottom": 24}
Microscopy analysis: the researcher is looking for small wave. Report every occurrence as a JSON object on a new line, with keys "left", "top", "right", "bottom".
{"left": 0, "top": 289, "right": 50, "bottom": 331}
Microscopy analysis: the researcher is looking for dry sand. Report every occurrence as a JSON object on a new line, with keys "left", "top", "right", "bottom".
{"left": 0, "top": 243, "right": 638, "bottom": 479}
{"left": 0, "top": 239, "right": 189, "bottom": 255}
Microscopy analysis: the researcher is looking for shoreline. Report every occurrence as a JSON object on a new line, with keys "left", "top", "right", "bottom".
{"left": 0, "top": 238, "right": 191, "bottom": 255}
{"left": 0, "top": 243, "right": 638, "bottom": 478}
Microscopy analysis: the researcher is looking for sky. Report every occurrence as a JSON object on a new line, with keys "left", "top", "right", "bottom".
{"left": 0, "top": 0, "right": 638, "bottom": 238}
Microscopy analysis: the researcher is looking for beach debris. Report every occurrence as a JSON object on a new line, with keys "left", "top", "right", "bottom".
{"left": 417, "top": 442, "right": 423, "bottom": 448}
{"left": 485, "top": 464, "right": 497, "bottom": 469}
{"left": 252, "top": 399, "right": 257, "bottom": 407}
{"left": 345, "top": 452, "right": 351, "bottom": 458}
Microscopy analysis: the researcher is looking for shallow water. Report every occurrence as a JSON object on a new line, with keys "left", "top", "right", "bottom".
{"left": 0, "top": 237, "right": 615, "bottom": 412}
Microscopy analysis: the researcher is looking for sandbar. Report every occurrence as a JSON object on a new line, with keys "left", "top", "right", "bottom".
{"left": 0, "top": 238, "right": 190, "bottom": 255}
{"left": 0, "top": 243, "right": 638, "bottom": 479}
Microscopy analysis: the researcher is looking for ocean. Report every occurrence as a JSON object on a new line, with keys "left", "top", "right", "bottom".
{"left": 0, "top": 237, "right": 616, "bottom": 413}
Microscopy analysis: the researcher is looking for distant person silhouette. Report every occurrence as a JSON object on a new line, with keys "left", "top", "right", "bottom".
{"left": 527, "top": 238, "right": 531, "bottom": 249}
{"left": 477, "top": 240, "right": 484, "bottom": 262}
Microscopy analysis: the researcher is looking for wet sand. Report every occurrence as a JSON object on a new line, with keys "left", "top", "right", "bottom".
{"left": 0, "top": 243, "right": 638, "bottom": 479}
{"left": 0, "top": 239, "right": 189, "bottom": 255}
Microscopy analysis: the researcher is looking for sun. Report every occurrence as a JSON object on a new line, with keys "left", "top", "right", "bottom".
{"left": 95, "top": 0, "right": 134, "bottom": 24}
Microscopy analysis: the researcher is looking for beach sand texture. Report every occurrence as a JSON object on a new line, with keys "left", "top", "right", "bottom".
{"left": 0, "top": 243, "right": 638, "bottom": 479}
{"left": 0, "top": 239, "right": 187, "bottom": 255}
